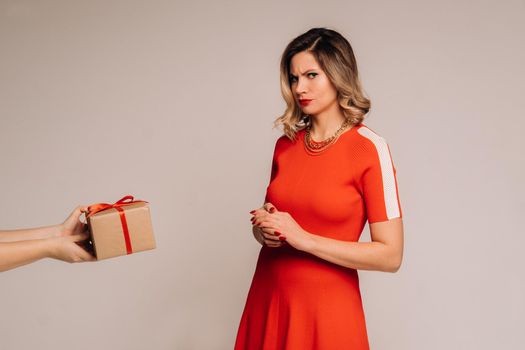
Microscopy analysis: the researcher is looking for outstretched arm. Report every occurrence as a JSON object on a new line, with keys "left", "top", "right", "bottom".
{"left": 0, "top": 225, "right": 62, "bottom": 243}
{"left": 0, "top": 233, "right": 94, "bottom": 272}
{"left": 0, "top": 206, "right": 88, "bottom": 242}
{"left": 0, "top": 206, "right": 95, "bottom": 272}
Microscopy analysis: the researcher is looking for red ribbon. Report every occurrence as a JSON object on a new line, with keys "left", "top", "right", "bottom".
{"left": 86, "top": 195, "right": 148, "bottom": 255}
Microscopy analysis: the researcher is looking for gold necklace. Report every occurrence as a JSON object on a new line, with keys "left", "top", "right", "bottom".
{"left": 304, "top": 119, "right": 351, "bottom": 155}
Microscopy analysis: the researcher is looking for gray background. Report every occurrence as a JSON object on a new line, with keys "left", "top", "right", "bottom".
{"left": 1, "top": 0, "right": 524, "bottom": 349}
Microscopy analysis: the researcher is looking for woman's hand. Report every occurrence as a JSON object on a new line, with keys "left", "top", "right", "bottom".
{"left": 250, "top": 203, "right": 313, "bottom": 251}
{"left": 250, "top": 203, "right": 285, "bottom": 248}
{"left": 252, "top": 225, "right": 284, "bottom": 248}
{"left": 51, "top": 205, "right": 95, "bottom": 262}
{"left": 57, "top": 206, "right": 89, "bottom": 237}
{"left": 46, "top": 233, "right": 96, "bottom": 263}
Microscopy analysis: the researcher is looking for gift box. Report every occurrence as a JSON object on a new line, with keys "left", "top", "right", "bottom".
{"left": 85, "top": 195, "right": 156, "bottom": 260}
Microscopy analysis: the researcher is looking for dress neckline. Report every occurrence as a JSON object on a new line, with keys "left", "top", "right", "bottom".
{"left": 300, "top": 123, "right": 363, "bottom": 155}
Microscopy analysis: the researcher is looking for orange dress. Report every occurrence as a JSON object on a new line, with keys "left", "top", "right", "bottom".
{"left": 234, "top": 123, "right": 403, "bottom": 350}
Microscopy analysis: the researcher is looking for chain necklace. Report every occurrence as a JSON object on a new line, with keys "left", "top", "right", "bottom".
{"left": 303, "top": 119, "right": 351, "bottom": 155}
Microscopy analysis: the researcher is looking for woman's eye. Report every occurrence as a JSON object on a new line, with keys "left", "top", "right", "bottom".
{"left": 289, "top": 73, "right": 316, "bottom": 83}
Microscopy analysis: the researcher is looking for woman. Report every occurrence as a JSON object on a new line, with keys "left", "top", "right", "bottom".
{"left": 0, "top": 206, "right": 95, "bottom": 272}
{"left": 235, "top": 27, "right": 404, "bottom": 349}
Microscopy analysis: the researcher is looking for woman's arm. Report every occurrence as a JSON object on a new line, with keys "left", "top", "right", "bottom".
{"left": 0, "top": 225, "right": 62, "bottom": 243}
{"left": 252, "top": 204, "right": 404, "bottom": 273}
{"left": 0, "top": 233, "right": 95, "bottom": 272}
{"left": 302, "top": 218, "right": 403, "bottom": 272}
{"left": 0, "top": 206, "right": 87, "bottom": 242}
{"left": 0, "top": 206, "right": 96, "bottom": 272}
{"left": 0, "top": 240, "right": 51, "bottom": 271}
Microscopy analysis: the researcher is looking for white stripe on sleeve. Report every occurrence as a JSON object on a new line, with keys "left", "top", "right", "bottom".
{"left": 358, "top": 127, "right": 401, "bottom": 220}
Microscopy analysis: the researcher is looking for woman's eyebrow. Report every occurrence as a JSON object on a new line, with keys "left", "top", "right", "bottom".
{"left": 290, "top": 69, "right": 318, "bottom": 77}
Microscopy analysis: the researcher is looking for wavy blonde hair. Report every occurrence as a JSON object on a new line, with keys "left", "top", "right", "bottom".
{"left": 274, "top": 27, "right": 371, "bottom": 141}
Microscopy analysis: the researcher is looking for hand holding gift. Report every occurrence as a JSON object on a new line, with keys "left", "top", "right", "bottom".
{"left": 0, "top": 206, "right": 95, "bottom": 272}
{"left": 47, "top": 205, "right": 96, "bottom": 262}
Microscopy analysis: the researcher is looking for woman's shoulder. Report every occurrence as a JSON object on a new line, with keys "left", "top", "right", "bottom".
{"left": 275, "top": 128, "right": 304, "bottom": 146}
{"left": 353, "top": 123, "right": 390, "bottom": 149}
{"left": 347, "top": 123, "right": 397, "bottom": 168}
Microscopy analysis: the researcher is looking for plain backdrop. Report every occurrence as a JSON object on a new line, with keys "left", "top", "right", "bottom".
{"left": 1, "top": 0, "right": 524, "bottom": 349}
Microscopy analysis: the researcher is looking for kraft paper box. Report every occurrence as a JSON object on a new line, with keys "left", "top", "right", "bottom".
{"left": 86, "top": 201, "right": 156, "bottom": 260}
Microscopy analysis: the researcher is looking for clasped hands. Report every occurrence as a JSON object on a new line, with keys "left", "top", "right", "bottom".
{"left": 249, "top": 203, "right": 312, "bottom": 251}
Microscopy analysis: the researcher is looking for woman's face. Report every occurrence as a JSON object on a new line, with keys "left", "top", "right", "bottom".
{"left": 289, "top": 51, "right": 338, "bottom": 116}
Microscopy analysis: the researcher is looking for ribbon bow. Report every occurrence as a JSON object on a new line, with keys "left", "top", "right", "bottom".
{"left": 85, "top": 195, "right": 147, "bottom": 219}
{"left": 85, "top": 195, "right": 148, "bottom": 255}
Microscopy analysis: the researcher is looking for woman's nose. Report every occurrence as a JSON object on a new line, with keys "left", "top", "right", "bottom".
{"left": 295, "top": 77, "right": 307, "bottom": 95}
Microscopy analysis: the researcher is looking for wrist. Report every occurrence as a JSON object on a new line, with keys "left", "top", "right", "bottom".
{"left": 38, "top": 224, "right": 63, "bottom": 239}
{"left": 42, "top": 237, "right": 59, "bottom": 259}
{"left": 297, "top": 229, "right": 317, "bottom": 253}
{"left": 53, "top": 223, "right": 67, "bottom": 238}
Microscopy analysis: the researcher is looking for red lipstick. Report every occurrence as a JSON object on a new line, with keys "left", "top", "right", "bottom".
{"left": 299, "top": 99, "right": 313, "bottom": 106}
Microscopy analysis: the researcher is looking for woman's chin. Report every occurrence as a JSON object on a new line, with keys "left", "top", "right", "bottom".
{"left": 300, "top": 106, "right": 316, "bottom": 114}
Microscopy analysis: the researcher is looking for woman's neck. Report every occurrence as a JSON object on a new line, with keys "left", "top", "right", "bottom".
{"left": 308, "top": 106, "right": 347, "bottom": 140}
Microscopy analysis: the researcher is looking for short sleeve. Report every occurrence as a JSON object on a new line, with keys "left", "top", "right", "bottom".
{"left": 264, "top": 159, "right": 277, "bottom": 203}
{"left": 264, "top": 136, "right": 283, "bottom": 203}
{"left": 359, "top": 135, "right": 403, "bottom": 224}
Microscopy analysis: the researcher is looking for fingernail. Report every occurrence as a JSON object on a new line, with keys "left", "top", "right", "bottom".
{"left": 249, "top": 210, "right": 256, "bottom": 214}
{"left": 274, "top": 231, "right": 281, "bottom": 236}
{"left": 279, "top": 236, "right": 286, "bottom": 241}
{"left": 269, "top": 207, "right": 276, "bottom": 213}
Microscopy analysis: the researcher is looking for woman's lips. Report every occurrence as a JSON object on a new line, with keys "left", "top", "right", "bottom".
{"left": 299, "top": 99, "right": 313, "bottom": 106}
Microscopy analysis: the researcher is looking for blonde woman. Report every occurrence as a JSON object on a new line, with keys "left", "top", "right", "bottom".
{"left": 0, "top": 206, "right": 95, "bottom": 272}
{"left": 235, "top": 28, "right": 404, "bottom": 349}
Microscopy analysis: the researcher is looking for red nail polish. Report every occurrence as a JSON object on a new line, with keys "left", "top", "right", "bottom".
{"left": 249, "top": 210, "right": 256, "bottom": 214}
{"left": 279, "top": 236, "right": 286, "bottom": 241}
{"left": 274, "top": 231, "right": 281, "bottom": 236}
{"left": 269, "top": 207, "right": 276, "bottom": 213}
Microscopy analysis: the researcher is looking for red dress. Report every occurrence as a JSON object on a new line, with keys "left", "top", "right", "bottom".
{"left": 235, "top": 123, "right": 403, "bottom": 350}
